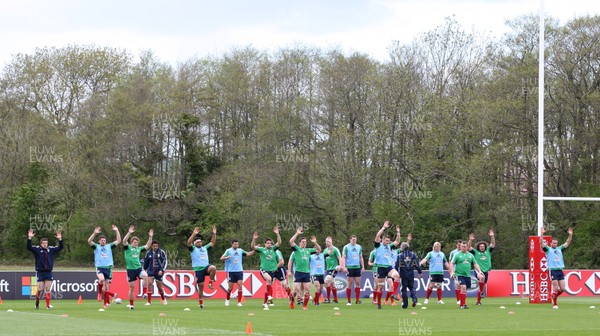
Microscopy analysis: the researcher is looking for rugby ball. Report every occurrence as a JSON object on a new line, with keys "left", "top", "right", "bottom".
{"left": 115, "top": 298, "right": 122, "bottom": 304}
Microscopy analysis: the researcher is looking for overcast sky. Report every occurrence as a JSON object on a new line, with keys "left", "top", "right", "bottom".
{"left": 1, "top": 0, "right": 599, "bottom": 67}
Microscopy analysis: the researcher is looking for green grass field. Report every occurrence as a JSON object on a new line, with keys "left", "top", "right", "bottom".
{"left": 0, "top": 297, "right": 599, "bottom": 335}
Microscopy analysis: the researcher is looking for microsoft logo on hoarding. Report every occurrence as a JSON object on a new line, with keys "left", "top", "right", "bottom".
{"left": 21, "top": 276, "right": 37, "bottom": 296}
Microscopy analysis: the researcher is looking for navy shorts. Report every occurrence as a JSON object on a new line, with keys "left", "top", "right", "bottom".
{"left": 274, "top": 267, "right": 287, "bottom": 282}
{"left": 347, "top": 268, "right": 361, "bottom": 278}
{"left": 228, "top": 271, "right": 244, "bottom": 283}
{"left": 312, "top": 275, "right": 325, "bottom": 285}
{"left": 457, "top": 275, "right": 471, "bottom": 288}
{"left": 550, "top": 270, "right": 565, "bottom": 281}
{"left": 127, "top": 268, "right": 144, "bottom": 282}
{"left": 377, "top": 266, "right": 393, "bottom": 279}
{"left": 326, "top": 269, "right": 338, "bottom": 277}
{"left": 96, "top": 267, "right": 113, "bottom": 280}
{"left": 260, "top": 270, "right": 275, "bottom": 281}
{"left": 147, "top": 270, "right": 164, "bottom": 281}
{"left": 294, "top": 271, "right": 311, "bottom": 283}
{"left": 194, "top": 268, "right": 211, "bottom": 283}
{"left": 36, "top": 271, "right": 53, "bottom": 282}
{"left": 430, "top": 274, "right": 444, "bottom": 283}
{"left": 472, "top": 271, "right": 489, "bottom": 283}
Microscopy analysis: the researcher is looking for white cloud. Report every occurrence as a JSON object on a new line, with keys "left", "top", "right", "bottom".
{"left": 1, "top": 0, "right": 600, "bottom": 68}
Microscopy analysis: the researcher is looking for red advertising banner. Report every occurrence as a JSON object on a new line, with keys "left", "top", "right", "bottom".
{"left": 487, "top": 270, "right": 600, "bottom": 297}
{"left": 2, "top": 269, "right": 598, "bottom": 301}
{"left": 528, "top": 235, "right": 552, "bottom": 303}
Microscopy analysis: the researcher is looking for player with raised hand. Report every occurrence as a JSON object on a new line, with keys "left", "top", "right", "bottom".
{"left": 221, "top": 237, "right": 255, "bottom": 307}
{"left": 468, "top": 229, "right": 496, "bottom": 305}
{"left": 341, "top": 235, "right": 365, "bottom": 305}
{"left": 251, "top": 226, "right": 282, "bottom": 310}
{"left": 122, "top": 225, "right": 153, "bottom": 309}
{"left": 310, "top": 245, "right": 326, "bottom": 306}
{"left": 88, "top": 224, "right": 121, "bottom": 308}
{"left": 420, "top": 242, "right": 451, "bottom": 305}
{"left": 373, "top": 221, "right": 401, "bottom": 309}
{"left": 541, "top": 226, "right": 573, "bottom": 309}
{"left": 187, "top": 226, "right": 217, "bottom": 309}
{"left": 27, "top": 229, "right": 63, "bottom": 309}
{"left": 450, "top": 241, "right": 483, "bottom": 309}
{"left": 289, "top": 227, "right": 320, "bottom": 310}
{"left": 323, "top": 236, "right": 345, "bottom": 304}
{"left": 143, "top": 239, "right": 168, "bottom": 305}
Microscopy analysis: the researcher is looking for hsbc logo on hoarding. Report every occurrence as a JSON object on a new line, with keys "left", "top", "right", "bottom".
{"left": 220, "top": 273, "right": 263, "bottom": 296}
{"left": 529, "top": 258, "right": 535, "bottom": 272}
{"left": 584, "top": 272, "right": 600, "bottom": 294}
{"left": 540, "top": 257, "right": 548, "bottom": 272}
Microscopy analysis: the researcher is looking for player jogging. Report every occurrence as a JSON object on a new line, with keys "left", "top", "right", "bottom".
{"left": 467, "top": 229, "right": 496, "bottom": 305}
{"left": 289, "top": 227, "right": 320, "bottom": 310}
{"left": 341, "top": 235, "right": 365, "bottom": 305}
{"left": 221, "top": 238, "right": 255, "bottom": 307}
{"left": 448, "top": 239, "right": 462, "bottom": 304}
{"left": 450, "top": 241, "right": 483, "bottom": 309}
{"left": 420, "top": 242, "right": 451, "bottom": 304}
{"left": 251, "top": 227, "right": 282, "bottom": 310}
{"left": 27, "top": 229, "right": 63, "bottom": 309}
{"left": 372, "top": 221, "right": 401, "bottom": 309}
{"left": 88, "top": 225, "right": 121, "bottom": 308}
{"left": 122, "top": 225, "right": 153, "bottom": 309}
{"left": 269, "top": 248, "right": 291, "bottom": 305}
{"left": 143, "top": 239, "right": 168, "bottom": 305}
{"left": 541, "top": 226, "right": 573, "bottom": 309}
{"left": 187, "top": 226, "right": 217, "bottom": 309}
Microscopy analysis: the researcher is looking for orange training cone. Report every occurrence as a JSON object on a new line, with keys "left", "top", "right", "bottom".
{"left": 77, "top": 295, "right": 82, "bottom": 304}
{"left": 245, "top": 322, "right": 253, "bottom": 334}
{"left": 241, "top": 295, "right": 246, "bottom": 303}
{"left": 0, "top": 294, "right": 3, "bottom": 304}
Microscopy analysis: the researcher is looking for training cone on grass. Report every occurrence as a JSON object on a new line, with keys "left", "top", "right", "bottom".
{"left": 245, "top": 322, "right": 253, "bottom": 334}
{"left": 77, "top": 295, "right": 82, "bottom": 304}
{"left": 0, "top": 294, "right": 3, "bottom": 304}
{"left": 241, "top": 295, "right": 246, "bottom": 303}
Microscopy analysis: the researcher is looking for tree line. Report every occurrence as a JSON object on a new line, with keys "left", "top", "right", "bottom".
{"left": 0, "top": 15, "right": 599, "bottom": 269}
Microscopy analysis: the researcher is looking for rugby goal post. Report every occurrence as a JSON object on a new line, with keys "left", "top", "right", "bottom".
{"left": 530, "top": 0, "right": 600, "bottom": 304}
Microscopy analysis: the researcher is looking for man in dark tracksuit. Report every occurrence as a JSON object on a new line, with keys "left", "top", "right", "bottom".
{"left": 143, "top": 240, "right": 168, "bottom": 305}
{"left": 397, "top": 242, "right": 422, "bottom": 309}
{"left": 27, "top": 229, "right": 63, "bottom": 309}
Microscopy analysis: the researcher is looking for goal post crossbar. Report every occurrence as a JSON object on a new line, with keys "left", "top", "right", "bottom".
{"left": 543, "top": 197, "right": 600, "bottom": 202}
